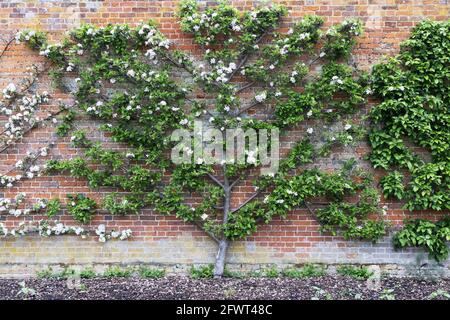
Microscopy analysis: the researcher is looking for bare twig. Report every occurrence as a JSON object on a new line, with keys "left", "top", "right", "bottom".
{"left": 0, "top": 34, "right": 15, "bottom": 61}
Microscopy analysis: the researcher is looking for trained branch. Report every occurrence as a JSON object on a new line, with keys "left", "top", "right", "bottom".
{"left": 228, "top": 29, "right": 271, "bottom": 81}
{"left": 207, "top": 172, "right": 224, "bottom": 189}
{"left": 0, "top": 108, "right": 65, "bottom": 153}
{"left": 304, "top": 201, "right": 315, "bottom": 216}
{"left": 234, "top": 100, "right": 261, "bottom": 116}
{"left": 193, "top": 220, "right": 220, "bottom": 243}
{"left": 230, "top": 176, "right": 241, "bottom": 189}
{"left": 235, "top": 81, "right": 256, "bottom": 94}
{"left": 0, "top": 34, "right": 15, "bottom": 60}
{"left": 230, "top": 189, "right": 261, "bottom": 214}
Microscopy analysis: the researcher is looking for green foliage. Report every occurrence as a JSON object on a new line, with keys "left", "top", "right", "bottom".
{"left": 79, "top": 268, "right": 97, "bottom": 279}
{"left": 405, "top": 162, "right": 450, "bottom": 211}
{"left": 56, "top": 109, "right": 77, "bottom": 137}
{"left": 322, "top": 19, "right": 363, "bottom": 59}
{"left": 263, "top": 266, "right": 280, "bottom": 278}
{"left": 45, "top": 199, "right": 61, "bottom": 218}
{"left": 282, "top": 264, "right": 326, "bottom": 278}
{"left": 138, "top": 267, "right": 166, "bottom": 279}
{"left": 380, "top": 171, "right": 404, "bottom": 200}
{"left": 36, "top": 267, "right": 54, "bottom": 279}
{"left": 368, "top": 20, "right": 450, "bottom": 211}
{"left": 189, "top": 264, "right": 214, "bottom": 279}
{"left": 16, "top": 281, "right": 36, "bottom": 299}
{"left": 394, "top": 216, "right": 450, "bottom": 262}
{"left": 103, "top": 193, "right": 145, "bottom": 215}
{"left": 18, "top": 30, "right": 48, "bottom": 50}
{"left": 223, "top": 268, "right": 245, "bottom": 279}
{"left": 336, "top": 265, "right": 373, "bottom": 280}
{"left": 368, "top": 131, "right": 419, "bottom": 170}
{"left": 262, "top": 163, "right": 387, "bottom": 242}
{"left": 379, "top": 289, "right": 396, "bottom": 300}
{"left": 275, "top": 61, "right": 367, "bottom": 127}
{"left": 66, "top": 194, "right": 97, "bottom": 224}
{"left": 36, "top": 267, "right": 77, "bottom": 280}
{"left": 103, "top": 266, "right": 133, "bottom": 278}
{"left": 279, "top": 139, "right": 314, "bottom": 171}
{"left": 428, "top": 289, "right": 450, "bottom": 300}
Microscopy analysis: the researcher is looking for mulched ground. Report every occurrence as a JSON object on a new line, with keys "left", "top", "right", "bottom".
{"left": 1, "top": 276, "right": 450, "bottom": 300}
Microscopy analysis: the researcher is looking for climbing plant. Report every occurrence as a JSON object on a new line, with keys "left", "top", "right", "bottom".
{"left": 369, "top": 20, "right": 449, "bottom": 211}
{"left": 368, "top": 20, "right": 449, "bottom": 262}
{"left": 11, "top": 0, "right": 389, "bottom": 276}
{"left": 394, "top": 217, "right": 450, "bottom": 262}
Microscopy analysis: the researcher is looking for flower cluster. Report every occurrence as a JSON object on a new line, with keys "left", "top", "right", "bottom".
{"left": 0, "top": 221, "right": 33, "bottom": 237}
{"left": 39, "top": 220, "right": 85, "bottom": 237}
{"left": 1, "top": 91, "right": 50, "bottom": 146}
{"left": 0, "top": 220, "right": 133, "bottom": 242}
{"left": 2, "top": 83, "right": 16, "bottom": 99}
{"left": 95, "top": 224, "right": 132, "bottom": 242}
{"left": 138, "top": 24, "right": 170, "bottom": 50}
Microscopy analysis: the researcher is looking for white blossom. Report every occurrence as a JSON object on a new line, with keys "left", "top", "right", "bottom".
{"left": 255, "top": 91, "right": 267, "bottom": 103}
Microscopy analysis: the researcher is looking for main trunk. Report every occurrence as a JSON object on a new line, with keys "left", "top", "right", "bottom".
{"left": 213, "top": 238, "right": 229, "bottom": 277}
{"left": 213, "top": 170, "right": 230, "bottom": 278}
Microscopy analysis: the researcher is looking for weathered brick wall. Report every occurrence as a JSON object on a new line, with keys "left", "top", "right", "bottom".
{"left": 0, "top": 0, "right": 449, "bottom": 277}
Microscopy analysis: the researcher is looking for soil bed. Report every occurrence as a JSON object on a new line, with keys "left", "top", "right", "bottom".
{"left": 1, "top": 276, "right": 450, "bottom": 300}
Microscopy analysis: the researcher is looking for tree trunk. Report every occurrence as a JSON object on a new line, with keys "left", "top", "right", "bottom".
{"left": 213, "top": 168, "right": 230, "bottom": 278}
{"left": 213, "top": 238, "right": 229, "bottom": 278}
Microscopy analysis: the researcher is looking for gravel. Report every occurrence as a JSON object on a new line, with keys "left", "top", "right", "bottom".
{"left": 2, "top": 276, "right": 450, "bottom": 300}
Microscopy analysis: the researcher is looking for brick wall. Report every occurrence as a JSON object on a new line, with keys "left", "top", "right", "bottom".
{"left": 0, "top": 0, "right": 449, "bottom": 277}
